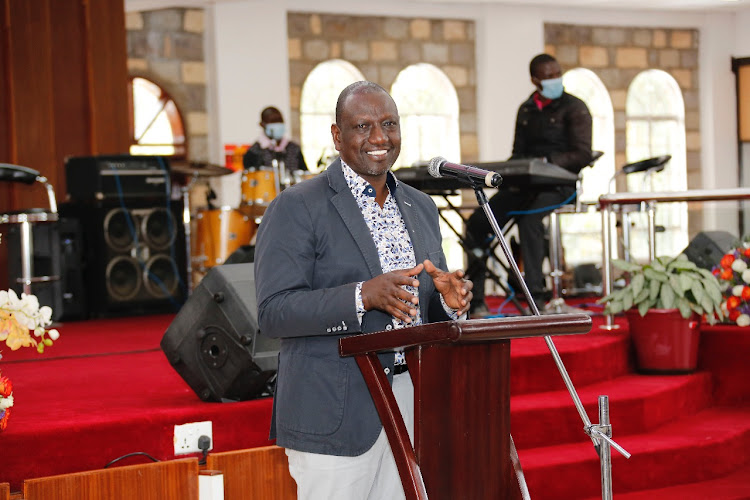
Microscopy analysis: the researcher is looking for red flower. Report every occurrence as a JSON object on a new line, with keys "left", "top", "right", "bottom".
{"left": 742, "top": 287, "right": 750, "bottom": 301}
{"left": 0, "top": 375, "right": 12, "bottom": 398}
{"left": 720, "top": 253, "right": 736, "bottom": 269}
{"left": 727, "top": 296, "right": 741, "bottom": 310}
{"left": 729, "top": 309, "right": 741, "bottom": 322}
{"left": 744, "top": 248, "right": 750, "bottom": 258}
{"left": 721, "top": 269, "right": 734, "bottom": 281}
{"left": 0, "top": 408, "right": 10, "bottom": 431}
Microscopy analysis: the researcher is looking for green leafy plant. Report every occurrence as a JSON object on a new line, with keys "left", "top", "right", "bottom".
{"left": 598, "top": 255, "right": 724, "bottom": 324}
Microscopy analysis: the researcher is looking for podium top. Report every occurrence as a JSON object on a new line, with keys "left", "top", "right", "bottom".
{"left": 339, "top": 313, "right": 592, "bottom": 357}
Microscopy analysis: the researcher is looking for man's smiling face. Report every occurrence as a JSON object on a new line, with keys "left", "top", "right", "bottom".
{"left": 331, "top": 88, "right": 401, "bottom": 181}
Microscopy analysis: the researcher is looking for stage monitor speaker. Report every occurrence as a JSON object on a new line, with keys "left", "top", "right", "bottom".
{"left": 682, "top": 230, "right": 737, "bottom": 270}
{"left": 161, "top": 263, "right": 279, "bottom": 402}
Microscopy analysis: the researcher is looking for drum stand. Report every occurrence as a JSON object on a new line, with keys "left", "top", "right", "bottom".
{"left": 469, "top": 178, "right": 630, "bottom": 500}
{"left": 179, "top": 175, "right": 196, "bottom": 295}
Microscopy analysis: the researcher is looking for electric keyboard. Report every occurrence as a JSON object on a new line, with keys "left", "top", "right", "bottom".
{"left": 395, "top": 158, "right": 578, "bottom": 194}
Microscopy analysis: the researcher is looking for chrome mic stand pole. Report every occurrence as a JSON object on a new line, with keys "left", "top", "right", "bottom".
{"left": 472, "top": 181, "right": 630, "bottom": 500}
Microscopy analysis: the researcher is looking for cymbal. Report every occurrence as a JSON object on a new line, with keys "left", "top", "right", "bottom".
{"left": 171, "top": 161, "right": 234, "bottom": 177}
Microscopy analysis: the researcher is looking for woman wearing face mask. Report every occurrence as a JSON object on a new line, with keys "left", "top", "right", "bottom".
{"left": 464, "top": 53, "right": 593, "bottom": 316}
{"left": 243, "top": 106, "right": 308, "bottom": 172}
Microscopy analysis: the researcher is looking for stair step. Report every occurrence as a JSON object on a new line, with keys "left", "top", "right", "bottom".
{"left": 582, "top": 461, "right": 750, "bottom": 499}
{"left": 517, "top": 405, "right": 750, "bottom": 499}
{"left": 511, "top": 371, "right": 712, "bottom": 448}
{"left": 510, "top": 328, "right": 630, "bottom": 395}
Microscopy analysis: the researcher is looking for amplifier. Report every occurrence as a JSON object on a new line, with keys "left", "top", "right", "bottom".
{"left": 65, "top": 155, "right": 171, "bottom": 202}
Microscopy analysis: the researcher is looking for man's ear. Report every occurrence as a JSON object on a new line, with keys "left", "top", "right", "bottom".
{"left": 331, "top": 123, "right": 342, "bottom": 151}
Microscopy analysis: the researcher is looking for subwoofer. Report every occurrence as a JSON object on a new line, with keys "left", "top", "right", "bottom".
{"left": 161, "top": 263, "right": 279, "bottom": 402}
{"left": 61, "top": 200, "right": 187, "bottom": 317}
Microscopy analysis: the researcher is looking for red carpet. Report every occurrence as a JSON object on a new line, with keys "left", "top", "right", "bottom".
{"left": 1, "top": 303, "right": 750, "bottom": 498}
{"left": 0, "top": 314, "right": 274, "bottom": 491}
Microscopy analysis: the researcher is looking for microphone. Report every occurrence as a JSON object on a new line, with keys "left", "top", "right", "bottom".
{"left": 427, "top": 157, "right": 502, "bottom": 188}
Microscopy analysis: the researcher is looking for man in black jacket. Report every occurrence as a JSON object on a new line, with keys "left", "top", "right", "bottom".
{"left": 466, "top": 53, "right": 592, "bottom": 314}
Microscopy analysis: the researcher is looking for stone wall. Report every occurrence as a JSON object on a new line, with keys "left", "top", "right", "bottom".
{"left": 545, "top": 24, "right": 700, "bottom": 190}
{"left": 287, "top": 13, "right": 479, "bottom": 162}
{"left": 126, "top": 8, "right": 208, "bottom": 162}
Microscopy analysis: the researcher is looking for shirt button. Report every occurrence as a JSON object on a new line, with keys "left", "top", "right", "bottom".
{"left": 385, "top": 324, "right": 393, "bottom": 331}
{"left": 326, "top": 328, "right": 331, "bottom": 333}
{"left": 384, "top": 367, "right": 391, "bottom": 375}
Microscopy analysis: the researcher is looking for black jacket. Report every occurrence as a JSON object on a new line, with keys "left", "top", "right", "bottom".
{"left": 511, "top": 91, "right": 593, "bottom": 174}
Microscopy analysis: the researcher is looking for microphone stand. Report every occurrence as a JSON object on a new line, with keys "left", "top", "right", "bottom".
{"left": 468, "top": 176, "right": 630, "bottom": 500}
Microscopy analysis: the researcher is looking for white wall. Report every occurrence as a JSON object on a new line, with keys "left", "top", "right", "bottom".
{"left": 203, "top": 0, "right": 748, "bottom": 227}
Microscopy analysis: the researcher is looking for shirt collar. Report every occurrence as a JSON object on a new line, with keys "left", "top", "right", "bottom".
{"left": 533, "top": 91, "right": 553, "bottom": 110}
{"left": 340, "top": 160, "right": 399, "bottom": 199}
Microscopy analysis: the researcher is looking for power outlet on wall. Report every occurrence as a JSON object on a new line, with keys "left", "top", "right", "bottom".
{"left": 174, "top": 421, "right": 213, "bottom": 456}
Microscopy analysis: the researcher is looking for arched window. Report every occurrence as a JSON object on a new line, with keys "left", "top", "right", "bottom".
{"left": 626, "top": 70, "right": 688, "bottom": 261}
{"left": 390, "top": 63, "right": 461, "bottom": 168}
{"left": 299, "top": 60, "right": 365, "bottom": 171}
{"left": 560, "top": 68, "right": 616, "bottom": 266}
{"left": 391, "top": 64, "right": 462, "bottom": 270}
{"left": 128, "top": 76, "right": 186, "bottom": 158}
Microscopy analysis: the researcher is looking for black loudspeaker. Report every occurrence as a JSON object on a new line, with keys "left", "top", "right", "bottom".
{"left": 7, "top": 222, "right": 63, "bottom": 320}
{"left": 7, "top": 218, "right": 87, "bottom": 321}
{"left": 683, "top": 231, "right": 737, "bottom": 270}
{"left": 61, "top": 199, "right": 187, "bottom": 317}
{"left": 224, "top": 245, "right": 254, "bottom": 264}
{"left": 161, "top": 263, "right": 279, "bottom": 402}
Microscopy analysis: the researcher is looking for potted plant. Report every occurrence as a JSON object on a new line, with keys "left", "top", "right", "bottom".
{"left": 598, "top": 254, "right": 724, "bottom": 373}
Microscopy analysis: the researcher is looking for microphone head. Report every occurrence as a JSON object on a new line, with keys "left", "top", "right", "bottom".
{"left": 427, "top": 157, "right": 446, "bottom": 178}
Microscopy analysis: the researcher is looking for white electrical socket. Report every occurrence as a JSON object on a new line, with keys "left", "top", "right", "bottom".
{"left": 174, "top": 421, "right": 213, "bottom": 456}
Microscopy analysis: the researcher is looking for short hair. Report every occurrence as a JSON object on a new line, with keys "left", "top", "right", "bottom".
{"left": 260, "top": 106, "right": 282, "bottom": 123}
{"left": 529, "top": 53, "right": 558, "bottom": 78}
{"left": 335, "top": 81, "right": 391, "bottom": 126}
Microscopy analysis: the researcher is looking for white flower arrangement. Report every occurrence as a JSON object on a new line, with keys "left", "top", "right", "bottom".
{"left": 0, "top": 289, "right": 60, "bottom": 353}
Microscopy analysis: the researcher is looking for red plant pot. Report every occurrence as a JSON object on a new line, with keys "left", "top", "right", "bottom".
{"left": 625, "top": 308, "right": 701, "bottom": 373}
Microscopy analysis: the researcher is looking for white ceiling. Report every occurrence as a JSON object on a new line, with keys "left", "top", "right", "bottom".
{"left": 126, "top": 0, "right": 750, "bottom": 13}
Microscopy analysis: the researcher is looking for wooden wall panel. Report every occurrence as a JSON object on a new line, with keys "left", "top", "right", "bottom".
{"left": 85, "top": 0, "right": 129, "bottom": 156}
{"left": 206, "top": 445, "right": 297, "bottom": 500}
{"left": 50, "top": 0, "right": 90, "bottom": 197}
{"left": 6, "top": 0, "right": 56, "bottom": 210}
{"left": 23, "top": 458, "right": 200, "bottom": 500}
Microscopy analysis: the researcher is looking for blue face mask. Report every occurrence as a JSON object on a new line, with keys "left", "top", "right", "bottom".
{"left": 540, "top": 77, "right": 564, "bottom": 100}
{"left": 265, "top": 123, "right": 285, "bottom": 141}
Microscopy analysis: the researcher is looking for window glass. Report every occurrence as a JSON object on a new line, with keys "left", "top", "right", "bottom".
{"left": 390, "top": 63, "right": 461, "bottom": 169}
{"left": 391, "top": 64, "right": 463, "bottom": 270}
{"left": 626, "top": 69, "right": 688, "bottom": 261}
{"left": 559, "top": 68, "right": 616, "bottom": 267}
{"left": 299, "top": 60, "right": 365, "bottom": 171}
{"left": 128, "top": 77, "right": 186, "bottom": 157}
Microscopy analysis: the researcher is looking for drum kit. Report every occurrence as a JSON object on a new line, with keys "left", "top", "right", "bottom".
{"left": 171, "top": 159, "right": 316, "bottom": 290}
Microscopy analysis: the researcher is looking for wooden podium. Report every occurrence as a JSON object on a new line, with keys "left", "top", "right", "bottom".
{"left": 339, "top": 313, "right": 592, "bottom": 500}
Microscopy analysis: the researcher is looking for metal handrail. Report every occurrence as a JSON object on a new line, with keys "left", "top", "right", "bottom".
{"left": 598, "top": 187, "right": 750, "bottom": 329}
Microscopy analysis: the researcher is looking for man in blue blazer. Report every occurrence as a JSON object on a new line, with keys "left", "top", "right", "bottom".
{"left": 254, "top": 81, "right": 473, "bottom": 499}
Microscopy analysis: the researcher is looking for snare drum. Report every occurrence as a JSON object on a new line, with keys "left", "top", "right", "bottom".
{"left": 192, "top": 207, "right": 256, "bottom": 270}
{"left": 241, "top": 167, "right": 278, "bottom": 217}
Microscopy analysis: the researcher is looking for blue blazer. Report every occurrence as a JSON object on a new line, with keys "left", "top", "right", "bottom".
{"left": 254, "top": 159, "right": 453, "bottom": 456}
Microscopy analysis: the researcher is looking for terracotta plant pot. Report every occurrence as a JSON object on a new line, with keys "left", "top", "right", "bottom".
{"left": 625, "top": 308, "right": 701, "bottom": 373}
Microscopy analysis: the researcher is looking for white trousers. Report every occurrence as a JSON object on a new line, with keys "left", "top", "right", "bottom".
{"left": 286, "top": 372, "right": 415, "bottom": 500}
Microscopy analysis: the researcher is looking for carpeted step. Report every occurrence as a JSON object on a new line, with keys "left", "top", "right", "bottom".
{"left": 517, "top": 405, "right": 750, "bottom": 500}
{"left": 510, "top": 327, "right": 631, "bottom": 395}
{"left": 581, "top": 462, "right": 750, "bottom": 500}
{"left": 511, "top": 371, "right": 713, "bottom": 448}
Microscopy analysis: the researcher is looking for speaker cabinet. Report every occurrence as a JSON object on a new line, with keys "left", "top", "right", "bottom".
{"left": 161, "top": 263, "right": 279, "bottom": 402}
{"left": 683, "top": 231, "right": 737, "bottom": 270}
{"left": 62, "top": 199, "right": 187, "bottom": 317}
